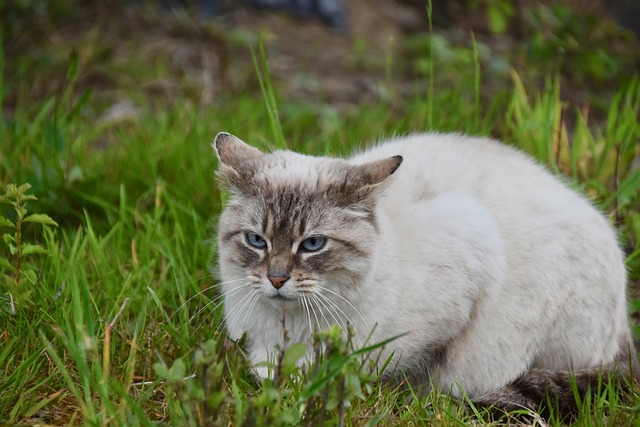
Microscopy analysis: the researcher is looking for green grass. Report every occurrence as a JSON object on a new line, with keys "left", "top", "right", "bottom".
{"left": 1, "top": 3, "right": 640, "bottom": 426}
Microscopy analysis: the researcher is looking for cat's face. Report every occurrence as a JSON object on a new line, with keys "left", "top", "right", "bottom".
{"left": 214, "top": 133, "right": 402, "bottom": 307}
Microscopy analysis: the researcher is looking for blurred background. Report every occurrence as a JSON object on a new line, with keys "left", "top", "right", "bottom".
{"left": 4, "top": 0, "right": 639, "bottom": 117}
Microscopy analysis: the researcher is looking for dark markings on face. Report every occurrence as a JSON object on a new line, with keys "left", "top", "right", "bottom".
{"left": 260, "top": 186, "right": 314, "bottom": 239}
{"left": 272, "top": 193, "right": 299, "bottom": 236}
{"left": 221, "top": 230, "right": 237, "bottom": 243}
{"left": 303, "top": 250, "right": 334, "bottom": 274}
{"left": 261, "top": 207, "right": 270, "bottom": 237}
{"left": 234, "top": 240, "right": 262, "bottom": 266}
{"left": 329, "top": 237, "right": 368, "bottom": 258}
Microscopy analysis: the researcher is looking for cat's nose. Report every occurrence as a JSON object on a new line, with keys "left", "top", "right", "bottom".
{"left": 268, "top": 275, "right": 290, "bottom": 289}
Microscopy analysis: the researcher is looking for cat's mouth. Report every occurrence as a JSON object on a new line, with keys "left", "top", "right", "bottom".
{"left": 266, "top": 292, "right": 296, "bottom": 303}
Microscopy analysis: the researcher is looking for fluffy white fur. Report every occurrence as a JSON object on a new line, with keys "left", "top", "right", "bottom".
{"left": 215, "top": 132, "right": 632, "bottom": 399}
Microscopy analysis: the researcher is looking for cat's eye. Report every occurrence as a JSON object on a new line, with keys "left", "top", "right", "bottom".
{"left": 245, "top": 232, "right": 267, "bottom": 249}
{"left": 299, "top": 236, "right": 327, "bottom": 253}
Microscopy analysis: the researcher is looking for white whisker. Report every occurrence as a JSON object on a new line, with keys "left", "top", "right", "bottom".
{"left": 321, "top": 293, "right": 363, "bottom": 348}
{"left": 315, "top": 289, "right": 357, "bottom": 330}
{"left": 226, "top": 290, "right": 257, "bottom": 329}
{"left": 170, "top": 284, "right": 218, "bottom": 320}
{"left": 311, "top": 292, "right": 345, "bottom": 331}
{"left": 310, "top": 294, "right": 334, "bottom": 330}
{"left": 171, "top": 277, "right": 248, "bottom": 320}
{"left": 316, "top": 285, "right": 369, "bottom": 331}
{"left": 244, "top": 291, "right": 262, "bottom": 330}
{"left": 188, "top": 282, "right": 248, "bottom": 324}
{"left": 306, "top": 294, "right": 321, "bottom": 334}
{"left": 301, "top": 295, "right": 314, "bottom": 335}
{"left": 216, "top": 289, "right": 257, "bottom": 335}
{"left": 195, "top": 288, "right": 249, "bottom": 332}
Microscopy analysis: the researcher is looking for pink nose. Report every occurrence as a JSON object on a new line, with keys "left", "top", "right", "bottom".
{"left": 268, "top": 275, "right": 290, "bottom": 289}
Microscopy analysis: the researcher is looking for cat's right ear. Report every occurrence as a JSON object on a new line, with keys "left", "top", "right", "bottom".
{"left": 213, "top": 132, "right": 264, "bottom": 195}
{"left": 213, "top": 132, "right": 264, "bottom": 171}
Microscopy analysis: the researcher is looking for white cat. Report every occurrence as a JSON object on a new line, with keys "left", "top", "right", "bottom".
{"left": 213, "top": 131, "right": 636, "bottom": 414}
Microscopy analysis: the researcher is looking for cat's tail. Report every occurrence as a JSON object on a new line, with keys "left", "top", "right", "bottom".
{"left": 470, "top": 347, "right": 639, "bottom": 420}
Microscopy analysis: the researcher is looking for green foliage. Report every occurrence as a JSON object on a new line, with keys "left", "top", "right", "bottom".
{"left": 0, "top": 183, "right": 58, "bottom": 313}
{"left": 506, "top": 73, "right": 640, "bottom": 242}
{"left": 471, "top": 0, "right": 515, "bottom": 34}
{"left": 525, "top": 4, "right": 631, "bottom": 83}
{"left": 251, "top": 39, "right": 287, "bottom": 150}
{"left": 1, "top": 73, "right": 95, "bottom": 224}
{"left": 153, "top": 326, "right": 388, "bottom": 426}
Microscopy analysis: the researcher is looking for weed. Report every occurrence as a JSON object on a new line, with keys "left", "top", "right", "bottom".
{"left": 0, "top": 183, "right": 58, "bottom": 313}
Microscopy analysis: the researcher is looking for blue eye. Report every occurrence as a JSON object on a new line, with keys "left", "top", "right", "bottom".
{"left": 245, "top": 232, "right": 267, "bottom": 249}
{"left": 300, "top": 236, "right": 327, "bottom": 252}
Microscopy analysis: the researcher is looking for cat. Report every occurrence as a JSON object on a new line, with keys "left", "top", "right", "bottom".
{"left": 213, "top": 131, "right": 637, "bottom": 416}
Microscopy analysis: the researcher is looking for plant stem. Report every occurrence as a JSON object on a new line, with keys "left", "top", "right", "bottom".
{"left": 15, "top": 203, "right": 22, "bottom": 288}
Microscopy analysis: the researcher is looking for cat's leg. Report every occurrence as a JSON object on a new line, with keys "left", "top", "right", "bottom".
{"left": 433, "top": 301, "right": 537, "bottom": 400}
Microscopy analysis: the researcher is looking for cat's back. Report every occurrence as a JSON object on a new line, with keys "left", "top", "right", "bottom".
{"left": 349, "top": 132, "right": 608, "bottom": 228}
{"left": 349, "top": 133, "right": 555, "bottom": 198}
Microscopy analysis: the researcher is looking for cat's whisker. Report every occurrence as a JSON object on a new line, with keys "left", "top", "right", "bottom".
{"left": 308, "top": 294, "right": 330, "bottom": 330}
{"left": 241, "top": 291, "right": 262, "bottom": 329}
{"left": 191, "top": 292, "right": 241, "bottom": 325}
{"left": 188, "top": 287, "right": 245, "bottom": 324}
{"left": 176, "top": 277, "right": 249, "bottom": 323}
{"left": 195, "top": 302, "right": 223, "bottom": 333}
{"left": 301, "top": 295, "right": 314, "bottom": 336}
{"left": 215, "top": 293, "right": 252, "bottom": 335}
{"left": 306, "top": 294, "right": 322, "bottom": 334}
{"left": 320, "top": 293, "right": 362, "bottom": 347}
{"left": 311, "top": 292, "right": 346, "bottom": 332}
{"left": 315, "top": 285, "right": 369, "bottom": 331}
{"left": 229, "top": 291, "right": 260, "bottom": 335}
{"left": 169, "top": 283, "right": 218, "bottom": 320}
{"left": 310, "top": 293, "right": 338, "bottom": 331}
{"left": 218, "top": 277, "right": 257, "bottom": 285}
{"left": 175, "top": 274, "right": 215, "bottom": 295}
{"left": 188, "top": 282, "right": 249, "bottom": 324}
{"left": 227, "top": 290, "right": 258, "bottom": 330}
{"left": 244, "top": 291, "right": 262, "bottom": 331}
{"left": 313, "top": 290, "right": 348, "bottom": 325}
{"left": 217, "top": 289, "right": 258, "bottom": 335}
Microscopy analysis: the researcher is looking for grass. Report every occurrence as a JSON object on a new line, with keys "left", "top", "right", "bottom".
{"left": 1, "top": 2, "right": 640, "bottom": 425}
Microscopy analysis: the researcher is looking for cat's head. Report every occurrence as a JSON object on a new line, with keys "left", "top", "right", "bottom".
{"left": 214, "top": 132, "right": 402, "bottom": 305}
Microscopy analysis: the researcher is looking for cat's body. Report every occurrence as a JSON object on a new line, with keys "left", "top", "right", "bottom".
{"left": 214, "top": 132, "right": 635, "bottom": 413}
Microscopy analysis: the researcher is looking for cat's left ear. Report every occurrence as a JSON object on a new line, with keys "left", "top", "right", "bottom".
{"left": 213, "top": 132, "right": 264, "bottom": 170}
{"left": 352, "top": 155, "right": 403, "bottom": 188}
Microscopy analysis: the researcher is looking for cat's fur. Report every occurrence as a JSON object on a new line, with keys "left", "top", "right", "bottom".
{"left": 213, "top": 131, "right": 636, "bottom": 415}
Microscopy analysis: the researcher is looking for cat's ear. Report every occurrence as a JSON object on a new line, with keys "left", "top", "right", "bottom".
{"left": 352, "top": 155, "right": 403, "bottom": 187}
{"left": 213, "top": 132, "right": 264, "bottom": 170}
{"left": 213, "top": 132, "right": 264, "bottom": 194}
{"left": 338, "top": 156, "right": 403, "bottom": 205}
